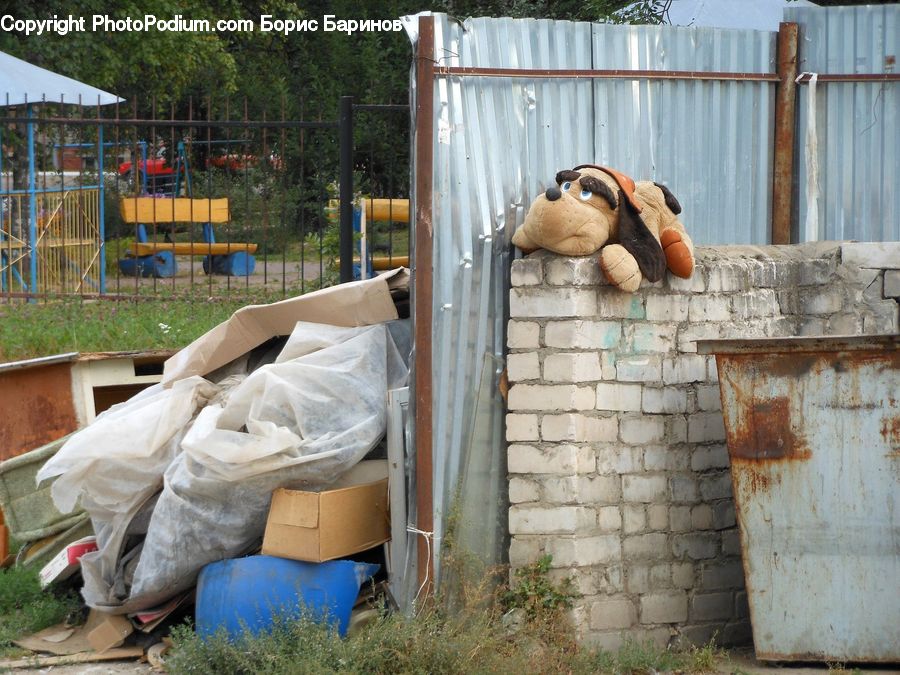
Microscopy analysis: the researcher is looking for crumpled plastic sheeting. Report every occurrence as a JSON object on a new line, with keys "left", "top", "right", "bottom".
{"left": 37, "top": 321, "right": 407, "bottom": 613}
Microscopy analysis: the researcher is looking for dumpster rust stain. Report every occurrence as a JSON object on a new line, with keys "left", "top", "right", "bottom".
{"left": 883, "top": 416, "right": 900, "bottom": 454}
{"left": 729, "top": 395, "right": 810, "bottom": 463}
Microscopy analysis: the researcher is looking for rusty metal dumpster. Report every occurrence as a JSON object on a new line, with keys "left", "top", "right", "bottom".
{"left": 698, "top": 335, "right": 899, "bottom": 662}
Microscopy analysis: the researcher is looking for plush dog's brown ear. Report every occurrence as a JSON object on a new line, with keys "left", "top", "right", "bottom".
{"left": 653, "top": 182, "right": 682, "bottom": 215}
{"left": 617, "top": 189, "right": 666, "bottom": 283}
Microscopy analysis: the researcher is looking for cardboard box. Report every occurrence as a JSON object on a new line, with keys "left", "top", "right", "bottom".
{"left": 86, "top": 611, "right": 134, "bottom": 652}
{"left": 262, "top": 460, "right": 390, "bottom": 563}
{"left": 39, "top": 536, "right": 97, "bottom": 588}
{"left": 162, "top": 269, "right": 408, "bottom": 385}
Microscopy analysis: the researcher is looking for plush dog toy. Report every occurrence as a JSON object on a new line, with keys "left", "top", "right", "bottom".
{"left": 512, "top": 164, "right": 695, "bottom": 292}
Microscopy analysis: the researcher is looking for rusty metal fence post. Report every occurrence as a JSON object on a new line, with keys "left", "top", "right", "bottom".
{"left": 772, "top": 22, "right": 799, "bottom": 245}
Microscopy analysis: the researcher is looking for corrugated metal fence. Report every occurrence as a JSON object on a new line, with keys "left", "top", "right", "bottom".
{"left": 787, "top": 5, "right": 898, "bottom": 243}
{"left": 408, "top": 6, "right": 898, "bottom": 591}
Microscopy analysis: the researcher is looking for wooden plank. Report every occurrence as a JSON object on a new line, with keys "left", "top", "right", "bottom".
{"left": 130, "top": 242, "right": 257, "bottom": 256}
{"left": 0, "top": 646, "right": 144, "bottom": 668}
{"left": 119, "top": 197, "right": 230, "bottom": 223}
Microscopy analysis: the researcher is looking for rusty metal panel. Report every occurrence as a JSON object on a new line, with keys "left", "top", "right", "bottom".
{"left": 700, "top": 335, "right": 899, "bottom": 662}
{"left": 0, "top": 363, "right": 79, "bottom": 462}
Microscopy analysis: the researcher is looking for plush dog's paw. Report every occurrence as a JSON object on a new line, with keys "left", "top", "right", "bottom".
{"left": 660, "top": 229, "right": 694, "bottom": 278}
{"left": 599, "top": 244, "right": 642, "bottom": 292}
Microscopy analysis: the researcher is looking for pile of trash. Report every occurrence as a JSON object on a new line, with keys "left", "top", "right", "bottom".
{"left": 0, "top": 270, "right": 411, "bottom": 668}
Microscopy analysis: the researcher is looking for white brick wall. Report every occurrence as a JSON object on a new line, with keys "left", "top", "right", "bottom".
{"left": 505, "top": 244, "right": 899, "bottom": 647}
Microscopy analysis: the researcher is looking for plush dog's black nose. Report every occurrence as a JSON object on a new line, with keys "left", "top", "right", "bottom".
{"left": 545, "top": 186, "right": 562, "bottom": 201}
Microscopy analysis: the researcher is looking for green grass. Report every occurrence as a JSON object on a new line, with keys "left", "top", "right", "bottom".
{"left": 166, "top": 610, "right": 726, "bottom": 675}
{"left": 0, "top": 296, "right": 264, "bottom": 362}
{"left": 0, "top": 566, "right": 81, "bottom": 658}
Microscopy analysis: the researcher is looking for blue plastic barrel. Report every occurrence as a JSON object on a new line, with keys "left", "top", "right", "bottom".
{"left": 196, "top": 555, "right": 379, "bottom": 640}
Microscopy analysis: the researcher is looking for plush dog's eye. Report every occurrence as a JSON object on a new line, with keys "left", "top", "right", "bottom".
{"left": 579, "top": 189, "right": 592, "bottom": 201}
{"left": 561, "top": 181, "right": 571, "bottom": 191}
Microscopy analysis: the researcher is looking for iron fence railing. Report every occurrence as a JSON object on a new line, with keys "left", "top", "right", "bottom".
{"left": 0, "top": 96, "right": 410, "bottom": 302}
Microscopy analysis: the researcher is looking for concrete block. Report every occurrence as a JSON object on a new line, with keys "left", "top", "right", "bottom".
{"left": 679, "top": 624, "right": 720, "bottom": 649}
{"left": 736, "top": 591, "right": 750, "bottom": 619}
{"left": 669, "top": 505, "right": 692, "bottom": 532}
{"left": 841, "top": 241, "right": 900, "bottom": 269}
{"left": 620, "top": 415, "right": 666, "bottom": 445}
{"left": 826, "top": 312, "right": 862, "bottom": 334}
{"left": 799, "top": 257, "right": 836, "bottom": 286}
{"left": 688, "top": 412, "right": 726, "bottom": 443}
{"left": 506, "top": 414, "right": 539, "bottom": 441}
{"left": 508, "top": 537, "right": 543, "bottom": 566}
{"left": 585, "top": 631, "right": 628, "bottom": 652}
{"left": 712, "top": 502, "right": 736, "bottom": 530}
{"left": 510, "top": 257, "right": 543, "bottom": 286}
{"left": 541, "top": 476, "right": 579, "bottom": 503}
{"left": 507, "top": 444, "right": 595, "bottom": 474}
{"left": 601, "top": 352, "right": 618, "bottom": 379}
{"left": 598, "top": 292, "right": 645, "bottom": 319}
{"left": 508, "top": 320, "right": 541, "bottom": 349}
{"left": 647, "top": 504, "right": 668, "bottom": 531}
{"left": 663, "top": 355, "right": 707, "bottom": 384}
{"left": 626, "top": 565, "right": 650, "bottom": 593}
{"left": 691, "top": 444, "right": 730, "bottom": 471}
{"left": 699, "top": 559, "right": 745, "bottom": 590}
{"left": 798, "top": 316, "right": 827, "bottom": 336}
{"left": 700, "top": 472, "right": 733, "bottom": 500}
{"left": 510, "top": 287, "right": 596, "bottom": 318}
{"left": 645, "top": 294, "right": 690, "bottom": 321}
{"left": 596, "top": 445, "right": 643, "bottom": 474}
{"left": 643, "top": 446, "right": 690, "bottom": 471}
{"left": 546, "top": 535, "right": 621, "bottom": 566}
{"left": 689, "top": 295, "right": 732, "bottom": 322}
{"left": 695, "top": 385, "right": 722, "bottom": 412}
{"left": 623, "top": 474, "right": 668, "bottom": 503}
{"left": 650, "top": 563, "right": 671, "bottom": 590}
{"left": 707, "top": 356, "right": 719, "bottom": 383}
{"left": 885, "top": 269, "right": 900, "bottom": 298}
{"left": 544, "top": 320, "right": 622, "bottom": 349}
{"left": 623, "top": 533, "right": 668, "bottom": 560}
{"left": 541, "top": 414, "right": 618, "bottom": 442}
{"left": 544, "top": 352, "right": 604, "bottom": 383}
{"left": 667, "top": 416, "right": 688, "bottom": 443}
{"left": 508, "top": 477, "right": 540, "bottom": 503}
{"left": 545, "top": 256, "right": 602, "bottom": 286}
{"left": 642, "top": 386, "right": 690, "bottom": 413}
{"left": 508, "top": 384, "right": 595, "bottom": 411}
{"left": 623, "top": 505, "right": 646, "bottom": 534}
{"left": 677, "top": 322, "right": 723, "bottom": 353}
{"left": 590, "top": 597, "right": 637, "bottom": 630}
{"left": 597, "top": 505, "right": 622, "bottom": 532}
{"left": 672, "top": 562, "right": 694, "bottom": 588}
{"left": 672, "top": 533, "right": 719, "bottom": 560}
{"left": 578, "top": 474, "right": 622, "bottom": 503}
{"left": 668, "top": 269, "right": 706, "bottom": 293}
{"left": 706, "top": 262, "right": 751, "bottom": 293}
{"left": 616, "top": 355, "right": 662, "bottom": 383}
{"left": 509, "top": 505, "right": 593, "bottom": 535}
{"left": 721, "top": 620, "right": 753, "bottom": 647}
{"left": 670, "top": 476, "right": 700, "bottom": 504}
{"left": 640, "top": 592, "right": 688, "bottom": 624}
{"left": 730, "top": 289, "right": 779, "bottom": 318}
{"left": 721, "top": 529, "right": 742, "bottom": 556}
{"left": 596, "top": 382, "right": 642, "bottom": 411}
{"left": 507, "top": 352, "right": 540, "bottom": 381}
{"left": 691, "top": 504, "right": 714, "bottom": 530}
{"left": 627, "top": 323, "right": 678, "bottom": 353}
{"left": 802, "top": 290, "right": 843, "bottom": 315}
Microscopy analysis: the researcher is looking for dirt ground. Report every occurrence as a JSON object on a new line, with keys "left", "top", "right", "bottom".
{"left": 6, "top": 648, "right": 900, "bottom": 674}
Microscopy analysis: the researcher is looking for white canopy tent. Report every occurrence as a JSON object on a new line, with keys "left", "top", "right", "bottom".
{"left": 0, "top": 50, "right": 122, "bottom": 296}
{"left": 625, "top": 0, "right": 817, "bottom": 31}
{"left": 0, "top": 50, "right": 122, "bottom": 107}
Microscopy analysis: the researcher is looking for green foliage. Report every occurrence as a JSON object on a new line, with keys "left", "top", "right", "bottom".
{"left": 0, "top": 566, "right": 81, "bottom": 655}
{"left": 0, "top": 296, "right": 264, "bottom": 361}
{"left": 502, "top": 554, "right": 579, "bottom": 620}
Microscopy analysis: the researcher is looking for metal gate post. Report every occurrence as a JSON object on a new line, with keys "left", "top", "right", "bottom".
{"left": 772, "top": 22, "right": 799, "bottom": 244}
{"left": 339, "top": 95, "right": 354, "bottom": 283}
